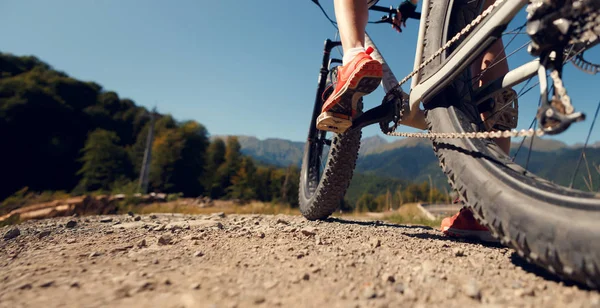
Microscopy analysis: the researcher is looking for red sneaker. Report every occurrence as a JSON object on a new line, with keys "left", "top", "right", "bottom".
{"left": 440, "top": 207, "right": 499, "bottom": 243}
{"left": 316, "top": 47, "right": 383, "bottom": 133}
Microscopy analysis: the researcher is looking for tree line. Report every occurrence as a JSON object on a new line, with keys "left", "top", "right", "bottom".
{"left": 0, "top": 52, "right": 298, "bottom": 206}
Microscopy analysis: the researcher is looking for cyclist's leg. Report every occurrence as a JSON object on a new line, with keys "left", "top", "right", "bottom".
{"left": 334, "top": 0, "right": 368, "bottom": 53}
{"left": 441, "top": 0, "right": 512, "bottom": 242}
{"left": 316, "top": 0, "right": 383, "bottom": 133}
{"left": 472, "top": 0, "right": 512, "bottom": 155}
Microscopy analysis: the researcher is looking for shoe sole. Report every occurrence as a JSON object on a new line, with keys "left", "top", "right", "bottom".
{"left": 316, "top": 60, "right": 383, "bottom": 134}
{"left": 442, "top": 227, "right": 499, "bottom": 243}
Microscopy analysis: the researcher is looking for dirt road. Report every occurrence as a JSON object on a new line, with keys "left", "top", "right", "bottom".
{"left": 1, "top": 213, "right": 598, "bottom": 307}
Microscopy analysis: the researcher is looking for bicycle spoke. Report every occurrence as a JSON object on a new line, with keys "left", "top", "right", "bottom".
{"left": 569, "top": 99, "right": 600, "bottom": 189}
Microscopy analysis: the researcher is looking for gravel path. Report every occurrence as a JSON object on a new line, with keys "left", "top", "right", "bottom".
{"left": 1, "top": 213, "right": 599, "bottom": 308}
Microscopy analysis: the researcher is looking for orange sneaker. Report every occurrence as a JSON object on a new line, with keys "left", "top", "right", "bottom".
{"left": 440, "top": 207, "right": 499, "bottom": 243}
{"left": 316, "top": 47, "right": 383, "bottom": 133}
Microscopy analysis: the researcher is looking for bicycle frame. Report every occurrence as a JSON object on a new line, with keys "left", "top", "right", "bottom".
{"left": 355, "top": 0, "right": 539, "bottom": 131}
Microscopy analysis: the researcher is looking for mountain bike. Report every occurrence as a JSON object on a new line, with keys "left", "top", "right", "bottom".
{"left": 299, "top": 0, "right": 600, "bottom": 288}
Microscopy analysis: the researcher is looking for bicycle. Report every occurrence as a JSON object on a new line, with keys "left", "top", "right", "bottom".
{"left": 299, "top": 0, "right": 600, "bottom": 288}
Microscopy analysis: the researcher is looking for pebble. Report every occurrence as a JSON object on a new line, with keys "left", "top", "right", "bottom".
{"left": 301, "top": 227, "right": 317, "bottom": 237}
{"left": 39, "top": 280, "right": 54, "bottom": 288}
{"left": 154, "top": 225, "right": 166, "bottom": 232}
{"left": 190, "top": 283, "right": 201, "bottom": 290}
{"left": 302, "top": 273, "right": 310, "bottom": 281}
{"left": 137, "top": 239, "right": 147, "bottom": 248}
{"left": 100, "top": 217, "right": 113, "bottom": 223}
{"left": 70, "top": 281, "right": 80, "bottom": 288}
{"left": 453, "top": 248, "right": 465, "bottom": 257}
{"left": 134, "top": 216, "right": 142, "bottom": 221}
{"left": 150, "top": 215, "right": 158, "bottom": 219}
{"left": 65, "top": 220, "right": 77, "bottom": 228}
{"left": 362, "top": 287, "right": 377, "bottom": 299}
{"left": 194, "top": 251, "right": 204, "bottom": 257}
{"left": 38, "top": 230, "right": 51, "bottom": 239}
{"left": 127, "top": 212, "right": 134, "bottom": 217}
{"left": 4, "top": 227, "right": 20, "bottom": 240}
{"left": 394, "top": 283, "right": 405, "bottom": 294}
{"left": 158, "top": 235, "right": 173, "bottom": 245}
{"left": 382, "top": 273, "right": 395, "bottom": 283}
{"left": 257, "top": 232, "right": 265, "bottom": 239}
{"left": 253, "top": 296, "right": 266, "bottom": 304}
{"left": 370, "top": 238, "right": 381, "bottom": 249}
{"left": 89, "top": 251, "right": 101, "bottom": 258}
{"left": 276, "top": 218, "right": 289, "bottom": 225}
{"left": 66, "top": 238, "right": 76, "bottom": 244}
{"left": 463, "top": 280, "right": 481, "bottom": 300}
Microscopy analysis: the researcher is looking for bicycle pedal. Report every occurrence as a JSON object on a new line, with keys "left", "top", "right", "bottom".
{"left": 316, "top": 112, "right": 352, "bottom": 134}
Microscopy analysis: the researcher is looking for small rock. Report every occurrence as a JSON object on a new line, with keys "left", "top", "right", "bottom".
{"left": 276, "top": 218, "right": 289, "bottom": 225}
{"left": 315, "top": 236, "right": 324, "bottom": 245}
{"left": 370, "top": 238, "right": 381, "bottom": 249}
{"left": 134, "top": 216, "right": 142, "bottom": 221}
{"left": 263, "top": 280, "right": 278, "bottom": 290}
{"left": 154, "top": 225, "right": 166, "bottom": 232}
{"left": 66, "top": 238, "right": 76, "bottom": 244}
{"left": 136, "top": 281, "right": 155, "bottom": 293}
{"left": 453, "top": 248, "right": 465, "bottom": 257}
{"left": 38, "top": 230, "right": 51, "bottom": 239}
{"left": 150, "top": 214, "right": 158, "bottom": 219}
{"left": 301, "top": 227, "right": 317, "bottom": 237}
{"left": 158, "top": 235, "right": 173, "bottom": 245}
{"left": 100, "top": 217, "right": 113, "bottom": 223}
{"left": 4, "top": 228, "right": 20, "bottom": 240}
{"left": 463, "top": 280, "right": 481, "bottom": 300}
{"left": 70, "top": 281, "right": 80, "bottom": 288}
{"left": 164, "top": 279, "right": 172, "bottom": 285}
{"left": 190, "top": 283, "right": 201, "bottom": 290}
{"left": 39, "top": 280, "right": 54, "bottom": 288}
{"left": 65, "top": 220, "right": 77, "bottom": 228}
{"left": 362, "top": 287, "right": 377, "bottom": 299}
{"left": 194, "top": 251, "right": 204, "bottom": 257}
{"left": 253, "top": 296, "right": 266, "bottom": 304}
{"left": 18, "top": 283, "right": 32, "bottom": 290}
{"left": 515, "top": 288, "right": 535, "bottom": 297}
{"left": 213, "top": 212, "right": 225, "bottom": 219}
{"left": 127, "top": 211, "right": 134, "bottom": 217}
{"left": 137, "top": 239, "right": 147, "bottom": 248}
{"left": 302, "top": 273, "right": 310, "bottom": 281}
{"left": 382, "top": 273, "right": 395, "bottom": 283}
{"left": 89, "top": 251, "right": 101, "bottom": 258}
{"left": 257, "top": 232, "right": 265, "bottom": 239}
{"left": 394, "top": 283, "right": 405, "bottom": 294}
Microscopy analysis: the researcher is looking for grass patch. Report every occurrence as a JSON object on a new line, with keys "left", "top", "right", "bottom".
{"left": 120, "top": 199, "right": 300, "bottom": 216}
{"left": 380, "top": 203, "right": 443, "bottom": 228}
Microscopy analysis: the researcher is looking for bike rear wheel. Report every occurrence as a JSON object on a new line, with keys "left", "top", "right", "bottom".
{"left": 421, "top": 0, "right": 600, "bottom": 287}
{"left": 299, "top": 67, "right": 362, "bottom": 220}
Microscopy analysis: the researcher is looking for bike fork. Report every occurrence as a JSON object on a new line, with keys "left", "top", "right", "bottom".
{"left": 309, "top": 39, "right": 342, "bottom": 139}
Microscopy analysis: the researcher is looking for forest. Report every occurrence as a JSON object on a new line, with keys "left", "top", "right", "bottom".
{"left": 0, "top": 52, "right": 447, "bottom": 214}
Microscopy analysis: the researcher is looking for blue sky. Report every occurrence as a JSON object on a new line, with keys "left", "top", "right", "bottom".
{"left": 1, "top": 0, "right": 598, "bottom": 145}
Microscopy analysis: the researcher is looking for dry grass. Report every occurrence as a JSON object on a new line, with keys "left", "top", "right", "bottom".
{"left": 123, "top": 199, "right": 300, "bottom": 216}
{"left": 379, "top": 203, "right": 443, "bottom": 228}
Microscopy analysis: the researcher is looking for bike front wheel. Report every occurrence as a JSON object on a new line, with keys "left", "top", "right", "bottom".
{"left": 421, "top": 0, "right": 600, "bottom": 287}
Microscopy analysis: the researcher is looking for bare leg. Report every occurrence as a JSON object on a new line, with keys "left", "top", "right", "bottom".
{"left": 334, "top": 0, "right": 368, "bottom": 53}
{"left": 471, "top": 0, "right": 511, "bottom": 155}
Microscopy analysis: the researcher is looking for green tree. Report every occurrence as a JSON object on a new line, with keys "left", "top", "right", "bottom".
{"left": 228, "top": 157, "right": 257, "bottom": 201}
{"left": 205, "top": 138, "right": 227, "bottom": 197}
{"left": 356, "top": 193, "right": 377, "bottom": 212}
{"left": 149, "top": 128, "right": 185, "bottom": 193}
{"left": 75, "top": 129, "right": 131, "bottom": 192}
{"left": 213, "top": 136, "right": 242, "bottom": 198}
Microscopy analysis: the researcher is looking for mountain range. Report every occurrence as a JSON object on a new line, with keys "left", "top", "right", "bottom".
{"left": 215, "top": 134, "right": 600, "bottom": 192}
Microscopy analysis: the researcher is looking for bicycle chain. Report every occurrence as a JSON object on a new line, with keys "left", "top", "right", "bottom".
{"left": 385, "top": 0, "right": 546, "bottom": 140}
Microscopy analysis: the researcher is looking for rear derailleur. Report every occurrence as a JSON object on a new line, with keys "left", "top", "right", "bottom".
{"left": 527, "top": 0, "right": 599, "bottom": 134}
